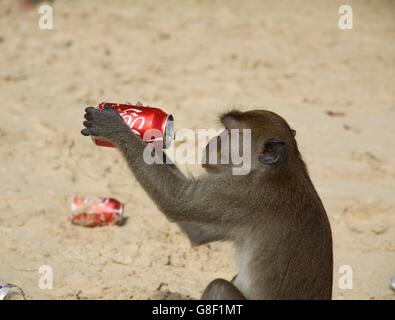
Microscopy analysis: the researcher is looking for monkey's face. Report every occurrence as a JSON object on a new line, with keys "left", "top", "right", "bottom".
{"left": 202, "top": 109, "right": 298, "bottom": 175}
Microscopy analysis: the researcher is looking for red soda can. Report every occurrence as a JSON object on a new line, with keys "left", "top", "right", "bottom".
{"left": 70, "top": 196, "right": 124, "bottom": 227}
{"left": 92, "top": 102, "right": 174, "bottom": 148}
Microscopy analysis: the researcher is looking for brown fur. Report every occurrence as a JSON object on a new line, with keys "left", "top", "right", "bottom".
{"left": 82, "top": 107, "right": 333, "bottom": 299}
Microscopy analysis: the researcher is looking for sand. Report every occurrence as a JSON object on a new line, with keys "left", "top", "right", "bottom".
{"left": 0, "top": 0, "right": 394, "bottom": 299}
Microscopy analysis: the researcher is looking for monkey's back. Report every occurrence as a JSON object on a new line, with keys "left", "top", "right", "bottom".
{"left": 237, "top": 176, "right": 333, "bottom": 300}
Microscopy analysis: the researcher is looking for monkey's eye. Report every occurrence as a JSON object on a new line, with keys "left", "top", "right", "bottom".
{"left": 291, "top": 129, "right": 296, "bottom": 136}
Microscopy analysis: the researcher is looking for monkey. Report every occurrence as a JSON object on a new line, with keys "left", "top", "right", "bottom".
{"left": 81, "top": 106, "right": 333, "bottom": 300}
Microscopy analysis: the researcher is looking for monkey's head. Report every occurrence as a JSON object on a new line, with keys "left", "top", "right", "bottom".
{"left": 202, "top": 109, "right": 299, "bottom": 175}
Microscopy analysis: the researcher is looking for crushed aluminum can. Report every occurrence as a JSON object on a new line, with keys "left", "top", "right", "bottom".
{"left": 70, "top": 196, "right": 124, "bottom": 227}
{"left": 0, "top": 283, "right": 26, "bottom": 300}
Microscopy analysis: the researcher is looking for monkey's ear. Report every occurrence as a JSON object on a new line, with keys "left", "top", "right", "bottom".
{"left": 291, "top": 129, "right": 296, "bottom": 137}
{"left": 258, "top": 139, "right": 286, "bottom": 165}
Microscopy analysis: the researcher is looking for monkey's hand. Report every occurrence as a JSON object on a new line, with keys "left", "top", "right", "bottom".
{"left": 81, "top": 105, "right": 132, "bottom": 144}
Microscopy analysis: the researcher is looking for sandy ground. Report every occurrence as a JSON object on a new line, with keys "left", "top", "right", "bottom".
{"left": 0, "top": 0, "right": 394, "bottom": 300}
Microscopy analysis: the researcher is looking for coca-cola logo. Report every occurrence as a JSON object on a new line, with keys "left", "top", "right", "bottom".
{"left": 118, "top": 108, "right": 145, "bottom": 136}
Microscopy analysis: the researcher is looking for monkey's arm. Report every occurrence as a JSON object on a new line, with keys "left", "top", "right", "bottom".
{"left": 152, "top": 147, "right": 225, "bottom": 244}
{"left": 113, "top": 132, "right": 235, "bottom": 224}
{"left": 117, "top": 134, "right": 222, "bottom": 244}
{"left": 160, "top": 152, "right": 226, "bottom": 245}
{"left": 178, "top": 222, "right": 224, "bottom": 246}
{"left": 82, "top": 106, "right": 240, "bottom": 226}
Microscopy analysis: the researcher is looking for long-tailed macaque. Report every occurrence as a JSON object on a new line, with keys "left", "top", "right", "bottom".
{"left": 81, "top": 106, "right": 333, "bottom": 299}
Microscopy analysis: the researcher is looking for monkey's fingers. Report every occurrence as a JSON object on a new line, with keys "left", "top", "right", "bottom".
{"left": 83, "top": 120, "right": 92, "bottom": 128}
{"left": 81, "top": 127, "right": 100, "bottom": 136}
{"left": 81, "top": 128, "right": 91, "bottom": 136}
{"left": 84, "top": 113, "right": 93, "bottom": 120}
{"left": 85, "top": 106, "right": 98, "bottom": 114}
